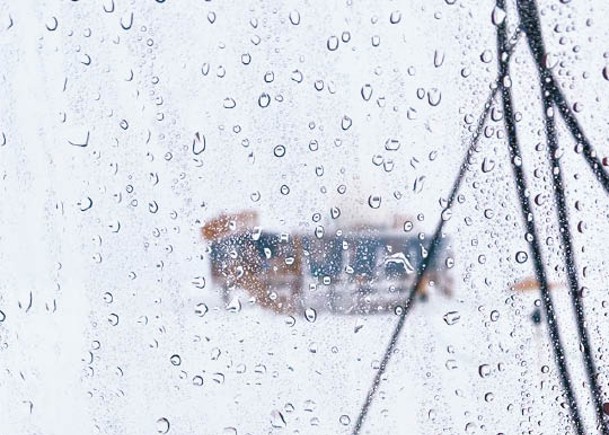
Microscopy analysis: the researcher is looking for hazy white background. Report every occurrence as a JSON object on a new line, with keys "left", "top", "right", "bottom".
{"left": 1, "top": 0, "right": 609, "bottom": 433}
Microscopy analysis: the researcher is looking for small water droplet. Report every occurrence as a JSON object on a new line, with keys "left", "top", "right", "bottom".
{"left": 443, "top": 311, "right": 460, "bottom": 325}
{"left": 478, "top": 364, "right": 491, "bottom": 378}
{"left": 327, "top": 36, "right": 339, "bottom": 51}
{"left": 339, "top": 414, "right": 351, "bottom": 425}
{"left": 361, "top": 84, "right": 373, "bottom": 101}
{"left": 481, "top": 158, "right": 495, "bottom": 173}
{"left": 427, "top": 88, "right": 442, "bottom": 107}
{"left": 227, "top": 297, "right": 241, "bottom": 313}
{"left": 108, "top": 313, "right": 119, "bottom": 326}
{"left": 223, "top": 98, "right": 236, "bottom": 109}
{"left": 170, "top": 354, "right": 182, "bottom": 366}
{"left": 271, "top": 410, "right": 287, "bottom": 428}
{"left": 384, "top": 138, "right": 400, "bottom": 151}
{"left": 304, "top": 308, "right": 317, "bottom": 323}
{"left": 289, "top": 10, "right": 301, "bottom": 25}
{"left": 156, "top": 417, "right": 170, "bottom": 434}
{"left": 480, "top": 49, "right": 493, "bottom": 64}
{"left": 389, "top": 10, "right": 401, "bottom": 24}
{"left": 434, "top": 50, "right": 445, "bottom": 68}
{"left": 195, "top": 303, "right": 208, "bottom": 317}
{"left": 273, "top": 144, "right": 286, "bottom": 157}
{"left": 368, "top": 195, "right": 382, "bottom": 209}
{"left": 258, "top": 93, "right": 271, "bottom": 108}
{"left": 341, "top": 115, "right": 352, "bottom": 130}
{"left": 492, "top": 6, "right": 506, "bottom": 25}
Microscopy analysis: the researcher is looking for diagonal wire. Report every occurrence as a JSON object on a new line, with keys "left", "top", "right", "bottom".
{"left": 551, "top": 81, "right": 609, "bottom": 195}
{"left": 496, "top": 2, "right": 586, "bottom": 433}
{"left": 515, "top": 0, "right": 608, "bottom": 432}
{"left": 510, "top": 3, "right": 609, "bottom": 195}
{"left": 351, "top": 29, "right": 522, "bottom": 435}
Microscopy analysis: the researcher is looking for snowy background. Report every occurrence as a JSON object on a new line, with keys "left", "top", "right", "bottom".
{"left": 1, "top": 0, "right": 609, "bottom": 433}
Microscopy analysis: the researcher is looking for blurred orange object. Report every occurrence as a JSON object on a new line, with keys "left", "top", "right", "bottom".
{"left": 512, "top": 276, "right": 563, "bottom": 292}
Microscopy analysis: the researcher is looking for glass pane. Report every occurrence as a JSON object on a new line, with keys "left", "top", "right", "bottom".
{"left": 1, "top": 0, "right": 608, "bottom": 434}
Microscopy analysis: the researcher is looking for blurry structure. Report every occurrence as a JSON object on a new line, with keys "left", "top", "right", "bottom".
{"left": 202, "top": 211, "right": 453, "bottom": 314}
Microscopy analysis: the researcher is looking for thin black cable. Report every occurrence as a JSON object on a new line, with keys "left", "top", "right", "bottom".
{"left": 551, "top": 80, "right": 609, "bottom": 196}
{"left": 505, "top": 1, "right": 609, "bottom": 195}
{"left": 496, "top": 3, "right": 586, "bottom": 433}
{"left": 516, "top": 1, "right": 608, "bottom": 432}
{"left": 351, "top": 30, "right": 522, "bottom": 435}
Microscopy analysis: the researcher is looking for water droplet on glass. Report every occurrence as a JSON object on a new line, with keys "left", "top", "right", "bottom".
{"left": 480, "top": 50, "right": 493, "bottom": 63}
{"left": 492, "top": 6, "right": 506, "bottom": 25}
{"left": 223, "top": 98, "right": 236, "bottom": 109}
{"left": 226, "top": 297, "right": 241, "bottom": 313}
{"left": 170, "top": 354, "right": 182, "bottom": 366}
{"left": 443, "top": 311, "right": 460, "bottom": 325}
{"left": 339, "top": 414, "right": 351, "bottom": 425}
{"left": 258, "top": 93, "right": 271, "bottom": 108}
{"left": 341, "top": 115, "right": 352, "bottom": 130}
{"left": 434, "top": 50, "right": 445, "bottom": 68}
{"left": 156, "top": 417, "right": 170, "bottom": 434}
{"left": 389, "top": 10, "right": 401, "bottom": 24}
{"left": 368, "top": 195, "right": 382, "bottom": 209}
{"left": 481, "top": 158, "right": 495, "bottom": 173}
{"left": 291, "top": 69, "right": 303, "bottom": 83}
{"left": 273, "top": 144, "right": 286, "bottom": 157}
{"left": 195, "top": 303, "right": 208, "bottom": 317}
{"left": 427, "top": 88, "right": 442, "bottom": 107}
{"left": 361, "top": 84, "right": 373, "bottom": 101}
{"left": 478, "top": 364, "right": 491, "bottom": 378}
{"left": 304, "top": 308, "right": 317, "bottom": 323}
{"left": 271, "top": 410, "right": 287, "bottom": 428}
{"left": 289, "top": 10, "right": 301, "bottom": 25}
{"left": 250, "top": 191, "right": 261, "bottom": 202}
{"left": 192, "top": 276, "right": 206, "bottom": 289}
{"left": 327, "top": 36, "right": 339, "bottom": 51}
{"left": 515, "top": 251, "right": 528, "bottom": 264}
{"left": 384, "top": 138, "right": 400, "bottom": 151}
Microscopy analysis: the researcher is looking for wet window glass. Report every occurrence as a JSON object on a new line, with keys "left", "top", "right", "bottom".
{"left": 1, "top": 0, "right": 609, "bottom": 434}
